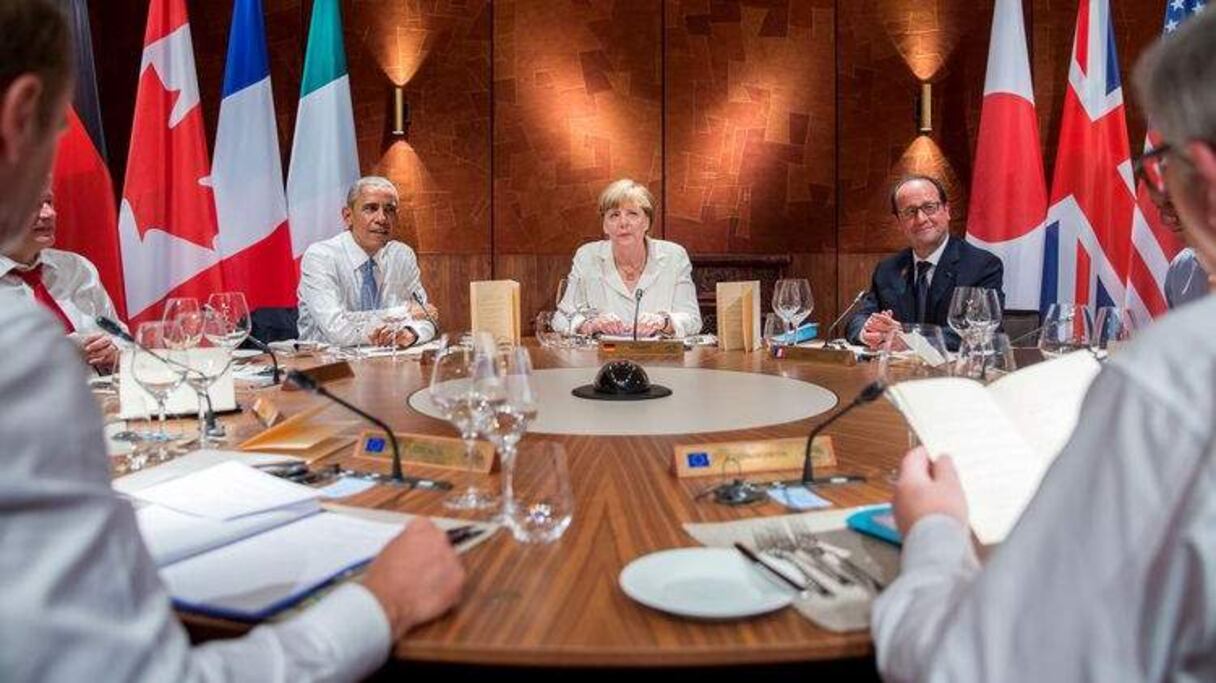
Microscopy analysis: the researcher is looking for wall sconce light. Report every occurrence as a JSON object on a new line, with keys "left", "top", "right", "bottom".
{"left": 917, "top": 82, "right": 933, "bottom": 135}
{"left": 392, "top": 86, "right": 410, "bottom": 138}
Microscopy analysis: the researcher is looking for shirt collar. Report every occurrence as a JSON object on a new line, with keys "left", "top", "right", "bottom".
{"left": 0, "top": 251, "right": 46, "bottom": 279}
{"left": 914, "top": 237, "right": 949, "bottom": 269}
{"left": 339, "top": 230, "right": 380, "bottom": 272}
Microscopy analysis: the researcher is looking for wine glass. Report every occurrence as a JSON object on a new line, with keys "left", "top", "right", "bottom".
{"left": 876, "top": 323, "right": 951, "bottom": 384}
{"left": 430, "top": 333, "right": 500, "bottom": 511}
{"left": 956, "top": 332, "right": 1017, "bottom": 381}
{"left": 130, "top": 320, "right": 185, "bottom": 458}
{"left": 772, "top": 279, "right": 803, "bottom": 335}
{"left": 184, "top": 309, "right": 235, "bottom": 445}
{"left": 574, "top": 275, "right": 606, "bottom": 340}
{"left": 948, "top": 287, "right": 995, "bottom": 347}
{"left": 379, "top": 289, "right": 415, "bottom": 361}
{"left": 503, "top": 441, "right": 574, "bottom": 543}
{"left": 483, "top": 347, "right": 538, "bottom": 520}
{"left": 162, "top": 297, "right": 203, "bottom": 349}
{"left": 534, "top": 311, "right": 561, "bottom": 348}
{"left": 788, "top": 278, "right": 814, "bottom": 333}
{"left": 1093, "top": 306, "right": 1137, "bottom": 354}
{"left": 205, "top": 292, "right": 251, "bottom": 351}
{"left": 762, "top": 313, "right": 787, "bottom": 350}
{"left": 1037, "top": 303, "right": 1093, "bottom": 359}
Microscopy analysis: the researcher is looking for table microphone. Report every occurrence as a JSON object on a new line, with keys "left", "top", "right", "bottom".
{"left": 283, "top": 370, "right": 451, "bottom": 491}
{"left": 411, "top": 290, "right": 440, "bottom": 334}
{"left": 822, "top": 289, "right": 868, "bottom": 348}
{"left": 631, "top": 287, "right": 646, "bottom": 341}
{"left": 243, "top": 335, "right": 281, "bottom": 384}
{"left": 774, "top": 380, "right": 885, "bottom": 488}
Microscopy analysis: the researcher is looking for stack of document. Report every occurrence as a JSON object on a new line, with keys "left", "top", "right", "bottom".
{"left": 128, "top": 461, "right": 404, "bottom": 621}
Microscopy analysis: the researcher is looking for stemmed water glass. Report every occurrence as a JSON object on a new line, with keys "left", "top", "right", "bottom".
{"left": 1038, "top": 303, "right": 1094, "bottom": 359}
{"left": 162, "top": 297, "right": 203, "bottom": 348}
{"left": 480, "top": 347, "right": 539, "bottom": 521}
{"left": 773, "top": 278, "right": 813, "bottom": 338}
{"left": 130, "top": 320, "right": 185, "bottom": 464}
{"left": 205, "top": 292, "right": 251, "bottom": 350}
{"left": 430, "top": 332, "right": 501, "bottom": 511}
{"left": 1093, "top": 306, "right": 1138, "bottom": 354}
{"left": 948, "top": 287, "right": 1000, "bottom": 346}
{"left": 181, "top": 309, "right": 235, "bottom": 445}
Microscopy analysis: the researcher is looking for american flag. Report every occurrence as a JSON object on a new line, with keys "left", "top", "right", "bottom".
{"left": 1041, "top": 0, "right": 1151, "bottom": 319}
{"left": 1127, "top": 0, "right": 1206, "bottom": 317}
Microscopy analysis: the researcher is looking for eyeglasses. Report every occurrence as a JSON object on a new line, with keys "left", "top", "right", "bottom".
{"left": 896, "top": 201, "right": 943, "bottom": 221}
{"left": 1133, "top": 143, "right": 1173, "bottom": 196}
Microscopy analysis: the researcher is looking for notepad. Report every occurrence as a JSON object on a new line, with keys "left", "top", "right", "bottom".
{"left": 118, "top": 347, "right": 237, "bottom": 420}
{"left": 130, "top": 461, "right": 320, "bottom": 520}
{"left": 470, "top": 279, "right": 521, "bottom": 344}
{"left": 885, "top": 351, "right": 1101, "bottom": 545}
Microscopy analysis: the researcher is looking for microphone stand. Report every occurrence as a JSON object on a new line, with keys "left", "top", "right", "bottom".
{"left": 411, "top": 290, "right": 440, "bottom": 337}
{"left": 631, "top": 287, "right": 646, "bottom": 341}
{"left": 774, "top": 380, "right": 886, "bottom": 488}
{"left": 244, "top": 335, "right": 281, "bottom": 384}
{"left": 822, "top": 289, "right": 868, "bottom": 348}
{"left": 284, "top": 370, "right": 451, "bottom": 491}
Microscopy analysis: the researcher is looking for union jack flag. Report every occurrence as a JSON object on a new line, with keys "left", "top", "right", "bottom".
{"left": 1041, "top": 0, "right": 1154, "bottom": 319}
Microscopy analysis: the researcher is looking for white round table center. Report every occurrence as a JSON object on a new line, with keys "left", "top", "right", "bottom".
{"left": 408, "top": 366, "right": 838, "bottom": 436}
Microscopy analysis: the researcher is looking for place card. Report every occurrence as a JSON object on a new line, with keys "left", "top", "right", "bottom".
{"left": 470, "top": 280, "right": 521, "bottom": 345}
{"left": 238, "top": 404, "right": 357, "bottom": 463}
{"left": 671, "top": 436, "right": 837, "bottom": 479}
{"left": 771, "top": 345, "right": 857, "bottom": 366}
{"left": 598, "top": 339, "right": 685, "bottom": 359}
{"left": 279, "top": 360, "right": 354, "bottom": 391}
{"left": 716, "top": 280, "right": 761, "bottom": 351}
{"left": 352, "top": 430, "right": 497, "bottom": 473}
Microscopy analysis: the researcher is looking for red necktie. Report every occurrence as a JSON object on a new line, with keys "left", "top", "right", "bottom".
{"left": 14, "top": 264, "right": 75, "bottom": 333}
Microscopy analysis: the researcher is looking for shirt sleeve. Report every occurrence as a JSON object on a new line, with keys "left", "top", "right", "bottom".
{"left": 661, "top": 248, "right": 702, "bottom": 338}
{"left": 0, "top": 298, "right": 392, "bottom": 683}
{"left": 553, "top": 253, "right": 586, "bottom": 335}
{"left": 871, "top": 363, "right": 1211, "bottom": 682}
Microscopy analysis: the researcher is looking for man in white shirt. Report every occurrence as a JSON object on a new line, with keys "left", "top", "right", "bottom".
{"left": 871, "top": 12, "right": 1216, "bottom": 682}
{"left": 297, "top": 176, "right": 438, "bottom": 347}
{"left": 0, "top": 3, "right": 464, "bottom": 681}
{"left": 1, "top": 182, "right": 124, "bottom": 371}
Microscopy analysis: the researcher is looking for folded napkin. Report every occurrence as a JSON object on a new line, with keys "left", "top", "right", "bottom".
{"left": 683, "top": 507, "right": 901, "bottom": 632}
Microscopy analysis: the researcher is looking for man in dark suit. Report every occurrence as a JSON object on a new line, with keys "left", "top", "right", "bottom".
{"left": 845, "top": 175, "right": 1003, "bottom": 350}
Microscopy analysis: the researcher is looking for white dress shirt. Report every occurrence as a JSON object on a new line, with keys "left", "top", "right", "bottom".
{"left": 872, "top": 294, "right": 1216, "bottom": 682}
{"left": 0, "top": 291, "right": 393, "bottom": 682}
{"left": 297, "top": 231, "right": 436, "bottom": 346}
{"left": 0, "top": 247, "right": 127, "bottom": 336}
{"left": 1164, "top": 247, "right": 1209, "bottom": 309}
{"left": 553, "top": 237, "right": 702, "bottom": 338}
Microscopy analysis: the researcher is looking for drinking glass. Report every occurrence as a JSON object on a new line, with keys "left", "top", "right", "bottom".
{"left": 503, "top": 441, "right": 574, "bottom": 543}
{"left": 162, "top": 297, "right": 203, "bottom": 349}
{"left": 876, "top": 323, "right": 952, "bottom": 384}
{"left": 956, "top": 332, "right": 1017, "bottom": 382}
{"left": 205, "top": 292, "right": 251, "bottom": 350}
{"left": 130, "top": 321, "right": 185, "bottom": 451}
{"left": 185, "top": 309, "right": 234, "bottom": 445}
{"left": 772, "top": 279, "right": 803, "bottom": 335}
{"left": 534, "top": 311, "right": 561, "bottom": 348}
{"left": 762, "top": 313, "right": 787, "bottom": 349}
{"left": 430, "top": 334, "right": 500, "bottom": 511}
{"left": 1038, "top": 303, "right": 1093, "bottom": 359}
{"left": 379, "top": 289, "right": 415, "bottom": 361}
{"left": 483, "top": 347, "right": 539, "bottom": 519}
{"left": 789, "top": 278, "right": 815, "bottom": 330}
{"left": 1093, "top": 306, "right": 1138, "bottom": 354}
{"left": 948, "top": 287, "right": 999, "bottom": 347}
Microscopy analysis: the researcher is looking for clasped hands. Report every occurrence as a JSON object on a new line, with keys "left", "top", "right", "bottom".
{"left": 860, "top": 309, "right": 901, "bottom": 349}
{"left": 578, "top": 312, "right": 667, "bottom": 337}
{"left": 76, "top": 332, "right": 120, "bottom": 373}
{"left": 367, "top": 302, "right": 437, "bottom": 348}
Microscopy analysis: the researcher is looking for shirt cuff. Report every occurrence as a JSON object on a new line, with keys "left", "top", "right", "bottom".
{"left": 281, "top": 582, "right": 392, "bottom": 681}
{"left": 901, "top": 514, "right": 976, "bottom": 573}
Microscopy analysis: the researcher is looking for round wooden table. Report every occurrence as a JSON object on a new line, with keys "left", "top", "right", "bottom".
{"left": 198, "top": 344, "right": 908, "bottom": 669}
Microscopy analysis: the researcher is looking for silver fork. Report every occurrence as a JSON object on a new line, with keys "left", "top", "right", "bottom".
{"left": 753, "top": 529, "right": 835, "bottom": 597}
{"left": 791, "top": 525, "right": 886, "bottom": 591}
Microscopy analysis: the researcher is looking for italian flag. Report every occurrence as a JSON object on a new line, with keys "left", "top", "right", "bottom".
{"left": 286, "top": 0, "right": 359, "bottom": 259}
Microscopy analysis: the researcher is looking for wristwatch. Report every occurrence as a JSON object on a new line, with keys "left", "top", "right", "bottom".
{"left": 660, "top": 311, "right": 674, "bottom": 335}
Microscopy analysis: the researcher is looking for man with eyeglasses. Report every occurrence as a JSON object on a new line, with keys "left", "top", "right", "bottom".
{"left": 871, "top": 12, "right": 1216, "bottom": 682}
{"left": 845, "top": 174, "right": 1004, "bottom": 350}
{"left": 1138, "top": 143, "right": 1211, "bottom": 308}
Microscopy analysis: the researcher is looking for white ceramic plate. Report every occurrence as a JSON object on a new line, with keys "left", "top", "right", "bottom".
{"left": 619, "top": 547, "right": 796, "bottom": 620}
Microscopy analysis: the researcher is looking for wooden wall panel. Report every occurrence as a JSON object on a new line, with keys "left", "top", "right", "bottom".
{"left": 664, "top": 0, "right": 836, "bottom": 255}
{"left": 492, "top": 0, "right": 662, "bottom": 255}
{"left": 419, "top": 253, "right": 492, "bottom": 333}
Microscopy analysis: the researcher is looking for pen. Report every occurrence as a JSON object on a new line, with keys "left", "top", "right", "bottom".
{"left": 445, "top": 525, "right": 483, "bottom": 546}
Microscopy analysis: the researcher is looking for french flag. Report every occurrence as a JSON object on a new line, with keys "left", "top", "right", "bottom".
{"left": 965, "top": 0, "right": 1047, "bottom": 312}
{"left": 211, "top": 0, "right": 297, "bottom": 309}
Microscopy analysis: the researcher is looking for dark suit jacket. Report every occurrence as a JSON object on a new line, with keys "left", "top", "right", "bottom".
{"left": 845, "top": 236, "right": 1004, "bottom": 350}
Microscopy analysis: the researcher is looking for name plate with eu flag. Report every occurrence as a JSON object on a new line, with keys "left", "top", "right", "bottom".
{"left": 352, "top": 431, "right": 497, "bottom": 473}
{"left": 671, "top": 436, "right": 837, "bottom": 479}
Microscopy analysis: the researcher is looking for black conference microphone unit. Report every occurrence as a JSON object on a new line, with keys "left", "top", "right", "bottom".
{"left": 243, "top": 335, "right": 281, "bottom": 384}
{"left": 821, "top": 289, "right": 869, "bottom": 347}
{"left": 774, "top": 379, "right": 886, "bottom": 488}
{"left": 283, "top": 370, "right": 451, "bottom": 491}
{"left": 631, "top": 287, "right": 646, "bottom": 341}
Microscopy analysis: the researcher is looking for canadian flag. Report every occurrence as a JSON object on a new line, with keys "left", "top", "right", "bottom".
{"left": 118, "top": 0, "right": 224, "bottom": 324}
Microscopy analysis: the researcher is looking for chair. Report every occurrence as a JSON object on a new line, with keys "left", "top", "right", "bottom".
{"left": 690, "top": 254, "right": 792, "bottom": 335}
{"left": 1002, "top": 309, "right": 1041, "bottom": 347}
{"left": 246, "top": 306, "right": 299, "bottom": 346}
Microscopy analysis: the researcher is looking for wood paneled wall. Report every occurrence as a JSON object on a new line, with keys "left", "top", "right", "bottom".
{"left": 88, "top": 0, "right": 1165, "bottom": 332}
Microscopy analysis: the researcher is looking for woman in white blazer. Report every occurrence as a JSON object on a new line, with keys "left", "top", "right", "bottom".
{"left": 553, "top": 179, "right": 702, "bottom": 338}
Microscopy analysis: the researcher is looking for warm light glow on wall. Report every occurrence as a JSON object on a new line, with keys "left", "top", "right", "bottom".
{"left": 877, "top": 0, "right": 960, "bottom": 81}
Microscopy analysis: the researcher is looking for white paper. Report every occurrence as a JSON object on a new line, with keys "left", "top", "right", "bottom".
{"left": 884, "top": 352, "right": 1100, "bottom": 545}
{"left": 136, "top": 500, "right": 318, "bottom": 567}
{"left": 130, "top": 460, "right": 320, "bottom": 520}
{"left": 161, "top": 512, "right": 405, "bottom": 618}
{"left": 113, "top": 449, "right": 305, "bottom": 496}
{"left": 118, "top": 347, "right": 237, "bottom": 419}
{"left": 897, "top": 330, "right": 948, "bottom": 366}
